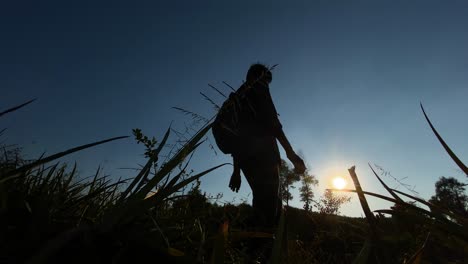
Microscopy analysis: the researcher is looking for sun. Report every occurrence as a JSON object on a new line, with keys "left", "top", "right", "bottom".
{"left": 332, "top": 177, "right": 347, "bottom": 190}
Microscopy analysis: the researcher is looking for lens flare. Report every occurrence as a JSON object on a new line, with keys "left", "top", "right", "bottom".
{"left": 332, "top": 177, "right": 347, "bottom": 190}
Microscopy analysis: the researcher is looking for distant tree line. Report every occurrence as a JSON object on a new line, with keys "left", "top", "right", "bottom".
{"left": 279, "top": 159, "right": 351, "bottom": 215}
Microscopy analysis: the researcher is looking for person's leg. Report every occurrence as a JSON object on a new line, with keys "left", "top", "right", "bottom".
{"left": 241, "top": 162, "right": 281, "bottom": 229}
{"left": 240, "top": 162, "right": 281, "bottom": 263}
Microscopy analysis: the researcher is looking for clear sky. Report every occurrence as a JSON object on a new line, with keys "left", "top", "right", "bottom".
{"left": 1, "top": 1, "right": 467, "bottom": 217}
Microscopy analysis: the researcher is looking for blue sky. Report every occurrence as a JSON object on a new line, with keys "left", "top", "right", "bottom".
{"left": 1, "top": 1, "right": 467, "bottom": 216}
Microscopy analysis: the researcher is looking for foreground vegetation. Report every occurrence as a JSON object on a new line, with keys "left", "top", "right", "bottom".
{"left": 0, "top": 100, "right": 466, "bottom": 263}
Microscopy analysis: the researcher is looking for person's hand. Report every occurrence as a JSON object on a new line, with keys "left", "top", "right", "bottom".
{"left": 287, "top": 151, "right": 306, "bottom": 174}
{"left": 229, "top": 170, "right": 241, "bottom": 192}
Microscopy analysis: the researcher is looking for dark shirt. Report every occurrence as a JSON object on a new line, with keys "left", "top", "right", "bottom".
{"left": 234, "top": 82, "right": 282, "bottom": 166}
{"left": 236, "top": 82, "right": 282, "bottom": 137}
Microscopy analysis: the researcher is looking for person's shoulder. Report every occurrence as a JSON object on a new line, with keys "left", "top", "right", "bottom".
{"left": 238, "top": 82, "right": 269, "bottom": 97}
{"left": 236, "top": 83, "right": 249, "bottom": 94}
{"left": 254, "top": 82, "right": 270, "bottom": 94}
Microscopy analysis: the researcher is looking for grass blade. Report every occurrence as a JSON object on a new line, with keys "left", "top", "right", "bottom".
{"left": 88, "top": 166, "right": 101, "bottom": 194}
{"left": 420, "top": 103, "right": 468, "bottom": 176}
{"left": 0, "top": 98, "right": 36, "bottom": 118}
{"left": 154, "top": 127, "right": 172, "bottom": 157}
{"left": 404, "top": 233, "right": 430, "bottom": 264}
{"left": 270, "top": 208, "right": 286, "bottom": 264}
{"left": 118, "top": 158, "right": 153, "bottom": 202}
{"left": 3, "top": 136, "right": 129, "bottom": 179}
{"left": 145, "top": 163, "right": 228, "bottom": 205}
{"left": 391, "top": 188, "right": 466, "bottom": 224}
{"left": 208, "top": 84, "right": 227, "bottom": 98}
{"left": 352, "top": 239, "right": 372, "bottom": 264}
{"left": 222, "top": 81, "right": 236, "bottom": 92}
{"left": 130, "top": 127, "right": 173, "bottom": 194}
{"left": 164, "top": 163, "right": 226, "bottom": 197}
{"left": 334, "top": 189, "right": 468, "bottom": 240}
{"left": 136, "top": 124, "right": 212, "bottom": 199}
{"left": 200, "top": 92, "right": 220, "bottom": 110}
{"left": 62, "top": 162, "right": 77, "bottom": 190}
{"left": 368, "top": 164, "right": 403, "bottom": 202}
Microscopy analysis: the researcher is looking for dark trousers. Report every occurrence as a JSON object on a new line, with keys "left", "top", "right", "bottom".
{"left": 240, "top": 161, "right": 282, "bottom": 229}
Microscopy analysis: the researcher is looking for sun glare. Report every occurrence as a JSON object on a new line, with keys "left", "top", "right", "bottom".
{"left": 332, "top": 177, "right": 347, "bottom": 190}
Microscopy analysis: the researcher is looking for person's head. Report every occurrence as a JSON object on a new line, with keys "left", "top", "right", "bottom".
{"left": 246, "top": 63, "right": 272, "bottom": 84}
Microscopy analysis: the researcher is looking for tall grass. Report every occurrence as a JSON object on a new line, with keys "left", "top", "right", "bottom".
{"left": 2, "top": 99, "right": 466, "bottom": 263}
{"left": 0, "top": 100, "right": 226, "bottom": 263}
{"left": 330, "top": 104, "right": 468, "bottom": 264}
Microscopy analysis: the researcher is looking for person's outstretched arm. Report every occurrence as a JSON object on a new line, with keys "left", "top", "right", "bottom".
{"left": 276, "top": 129, "right": 306, "bottom": 174}
{"left": 255, "top": 84, "right": 306, "bottom": 174}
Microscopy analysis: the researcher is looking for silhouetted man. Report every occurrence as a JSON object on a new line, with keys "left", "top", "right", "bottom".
{"left": 227, "top": 63, "right": 306, "bottom": 229}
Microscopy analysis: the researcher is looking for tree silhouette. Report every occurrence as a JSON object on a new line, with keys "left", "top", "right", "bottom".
{"left": 279, "top": 159, "right": 301, "bottom": 206}
{"left": 429, "top": 176, "right": 468, "bottom": 217}
{"left": 315, "top": 190, "right": 351, "bottom": 215}
{"left": 299, "top": 171, "right": 318, "bottom": 212}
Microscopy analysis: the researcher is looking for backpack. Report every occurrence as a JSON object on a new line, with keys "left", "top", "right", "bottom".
{"left": 212, "top": 92, "right": 242, "bottom": 154}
